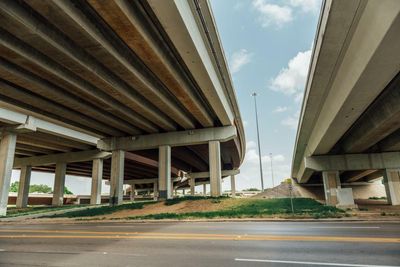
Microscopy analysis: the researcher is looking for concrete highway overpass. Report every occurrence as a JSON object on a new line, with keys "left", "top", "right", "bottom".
{"left": 0, "top": 0, "right": 245, "bottom": 216}
{"left": 292, "top": 0, "right": 400, "bottom": 206}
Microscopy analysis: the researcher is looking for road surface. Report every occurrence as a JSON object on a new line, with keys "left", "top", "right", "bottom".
{"left": 0, "top": 221, "right": 399, "bottom": 267}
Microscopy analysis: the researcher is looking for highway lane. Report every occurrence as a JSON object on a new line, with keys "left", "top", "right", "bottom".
{"left": 0, "top": 222, "right": 399, "bottom": 267}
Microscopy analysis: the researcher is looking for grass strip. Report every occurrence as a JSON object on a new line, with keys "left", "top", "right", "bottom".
{"left": 44, "top": 201, "right": 156, "bottom": 218}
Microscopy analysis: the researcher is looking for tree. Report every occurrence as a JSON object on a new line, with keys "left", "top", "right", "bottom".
{"left": 29, "top": 184, "right": 52, "bottom": 194}
{"left": 64, "top": 187, "right": 73, "bottom": 195}
{"left": 245, "top": 188, "right": 260, "bottom": 191}
{"left": 10, "top": 181, "right": 19, "bottom": 193}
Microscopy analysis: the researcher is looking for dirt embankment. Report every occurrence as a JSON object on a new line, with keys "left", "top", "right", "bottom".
{"left": 100, "top": 199, "right": 238, "bottom": 219}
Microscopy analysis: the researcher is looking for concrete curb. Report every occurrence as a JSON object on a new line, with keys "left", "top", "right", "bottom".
{"left": 1, "top": 217, "right": 399, "bottom": 225}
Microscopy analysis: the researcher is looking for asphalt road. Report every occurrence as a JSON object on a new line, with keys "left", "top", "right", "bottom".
{"left": 0, "top": 221, "right": 399, "bottom": 267}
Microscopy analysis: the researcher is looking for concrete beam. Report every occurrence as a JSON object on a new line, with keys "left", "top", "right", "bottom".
{"left": 16, "top": 165, "right": 31, "bottom": 208}
{"left": 343, "top": 170, "right": 377, "bottom": 183}
{"left": 305, "top": 152, "right": 400, "bottom": 172}
{"left": 54, "top": 0, "right": 195, "bottom": 130}
{"left": 338, "top": 73, "right": 400, "bottom": 153}
{"left": 13, "top": 150, "right": 111, "bottom": 168}
{"left": 98, "top": 126, "right": 236, "bottom": 151}
{"left": 110, "top": 150, "right": 124, "bottom": 206}
{"left": 188, "top": 169, "right": 240, "bottom": 179}
{"left": 90, "top": 159, "right": 103, "bottom": 205}
{"left": 124, "top": 177, "right": 180, "bottom": 185}
{"left": 0, "top": 28, "right": 153, "bottom": 133}
{"left": 0, "top": 132, "right": 17, "bottom": 216}
{"left": 0, "top": 0, "right": 175, "bottom": 132}
{"left": 52, "top": 163, "right": 66, "bottom": 206}
{"left": 0, "top": 108, "right": 98, "bottom": 145}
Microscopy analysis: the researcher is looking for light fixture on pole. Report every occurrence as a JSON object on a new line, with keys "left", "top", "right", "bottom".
{"left": 251, "top": 92, "right": 264, "bottom": 192}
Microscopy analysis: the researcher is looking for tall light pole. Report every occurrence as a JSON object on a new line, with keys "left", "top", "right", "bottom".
{"left": 251, "top": 92, "right": 264, "bottom": 192}
{"left": 270, "top": 153, "right": 275, "bottom": 197}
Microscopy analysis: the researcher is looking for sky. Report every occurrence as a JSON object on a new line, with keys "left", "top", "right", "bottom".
{"left": 210, "top": 0, "right": 321, "bottom": 191}
{"left": 10, "top": 0, "right": 321, "bottom": 195}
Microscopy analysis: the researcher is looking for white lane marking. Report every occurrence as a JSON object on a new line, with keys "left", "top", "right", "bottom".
{"left": 310, "top": 227, "right": 380, "bottom": 229}
{"left": 0, "top": 249, "right": 5, "bottom": 252}
{"left": 234, "top": 258, "right": 400, "bottom": 267}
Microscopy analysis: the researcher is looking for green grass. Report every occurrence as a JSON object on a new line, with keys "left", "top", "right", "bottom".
{"left": 1, "top": 205, "right": 85, "bottom": 218}
{"left": 129, "top": 198, "right": 345, "bottom": 220}
{"left": 44, "top": 201, "right": 156, "bottom": 218}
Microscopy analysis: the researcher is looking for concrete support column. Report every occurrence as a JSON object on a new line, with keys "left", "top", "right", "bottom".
{"left": 158, "top": 145, "right": 171, "bottom": 200}
{"left": 110, "top": 150, "right": 125, "bottom": 206}
{"left": 203, "top": 184, "right": 207, "bottom": 196}
{"left": 383, "top": 169, "right": 400, "bottom": 205}
{"left": 130, "top": 184, "right": 135, "bottom": 201}
{"left": 182, "top": 189, "right": 185, "bottom": 195}
{"left": 190, "top": 178, "right": 195, "bottom": 196}
{"left": 16, "top": 165, "right": 32, "bottom": 208}
{"left": 0, "top": 132, "right": 17, "bottom": 216}
{"left": 230, "top": 175, "right": 236, "bottom": 198}
{"left": 90, "top": 159, "right": 103, "bottom": 205}
{"left": 322, "top": 171, "right": 341, "bottom": 206}
{"left": 52, "top": 163, "right": 66, "bottom": 206}
{"left": 153, "top": 182, "right": 158, "bottom": 201}
{"left": 209, "top": 141, "right": 221, "bottom": 197}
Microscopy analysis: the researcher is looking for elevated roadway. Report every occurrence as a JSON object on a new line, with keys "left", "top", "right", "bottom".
{"left": 0, "top": 0, "right": 245, "bottom": 216}
{"left": 292, "top": 0, "right": 400, "bottom": 206}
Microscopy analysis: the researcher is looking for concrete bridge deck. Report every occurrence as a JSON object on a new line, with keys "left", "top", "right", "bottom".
{"left": 0, "top": 0, "right": 245, "bottom": 216}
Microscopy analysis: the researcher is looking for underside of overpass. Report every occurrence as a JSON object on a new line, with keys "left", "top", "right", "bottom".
{"left": 0, "top": 0, "right": 245, "bottom": 216}
{"left": 292, "top": 0, "right": 400, "bottom": 206}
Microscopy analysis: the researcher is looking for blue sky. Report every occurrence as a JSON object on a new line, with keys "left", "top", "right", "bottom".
{"left": 10, "top": 0, "right": 321, "bottom": 194}
{"left": 211, "top": 0, "right": 321, "bottom": 190}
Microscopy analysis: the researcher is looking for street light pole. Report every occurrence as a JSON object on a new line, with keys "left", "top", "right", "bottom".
{"left": 251, "top": 92, "right": 264, "bottom": 192}
{"left": 270, "top": 153, "right": 275, "bottom": 197}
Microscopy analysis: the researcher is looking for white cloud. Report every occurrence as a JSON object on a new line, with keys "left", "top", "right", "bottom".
{"left": 269, "top": 49, "right": 311, "bottom": 101}
{"left": 273, "top": 106, "right": 288, "bottom": 113}
{"left": 228, "top": 142, "right": 291, "bottom": 191}
{"left": 289, "top": 0, "right": 320, "bottom": 13}
{"left": 252, "top": 0, "right": 320, "bottom": 29}
{"left": 229, "top": 49, "right": 253, "bottom": 74}
{"left": 252, "top": 0, "right": 293, "bottom": 28}
{"left": 281, "top": 110, "right": 300, "bottom": 129}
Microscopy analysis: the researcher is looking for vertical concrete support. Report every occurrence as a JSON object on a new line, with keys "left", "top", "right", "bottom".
{"left": 110, "top": 150, "right": 125, "bottom": 206}
{"left": 383, "top": 169, "right": 400, "bottom": 205}
{"left": 209, "top": 141, "right": 221, "bottom": 197}
{"left": 153, "top": 182, "right": 158, "bottom": 201}
{"left": 230, "top": 175, "right": 236, "bottom": 198}
{"left": 322, "top": 171, "right": 340, "bottom": 206}
{"left": 182, "top": 189, "right": 185, "bottom": 195}
{"left": 190, "top": 178, "right": 195, "bottom": 196}
{"left": 0, "top": 132, "right": 17, "bottom": 216}
{"left": 158, "top": 145, "right": 171, "bottom": 200}
{"left": 130, "top": 184, "right": 135, "bottom": 201}
{"left": 90, "top": 159, "right": 103, "bottom": 205}
{"left": 16, "top": 165, "right": 32, "bottom": 208}
{"left": 203, "top": 184, "right": 207, "bottom": 196}
{"left": 52, "top": 163, "right": 66, "bottom": 206}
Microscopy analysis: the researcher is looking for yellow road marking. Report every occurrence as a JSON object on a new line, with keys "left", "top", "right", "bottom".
{"left": 0, "top": 229, "right": 398, "bottom": 243}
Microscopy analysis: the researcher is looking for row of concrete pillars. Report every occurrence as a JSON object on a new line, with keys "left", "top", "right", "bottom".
{"left": 129, "top": 174, "right": 237, "bottom": 200}
{"left": 0, "top": 130, "right": 230, "bottom": 215}
{"left": 322, "top": 170, "right": 400, "bottom": 207}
